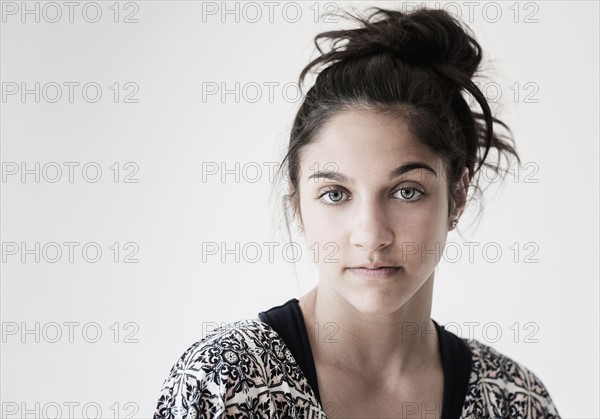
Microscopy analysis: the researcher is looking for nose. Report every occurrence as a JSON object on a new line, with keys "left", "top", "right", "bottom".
{"left": 349, "top": 197, "right": 394, "bottom": 251}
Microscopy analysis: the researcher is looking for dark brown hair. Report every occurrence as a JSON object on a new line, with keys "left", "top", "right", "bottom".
{"left": 274, "top": 6, "right": 520, "bottom": 239}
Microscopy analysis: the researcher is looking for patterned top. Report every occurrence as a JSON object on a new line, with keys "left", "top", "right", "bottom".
{"left": 153, "top": 319, "right": 560, "bottom": 418}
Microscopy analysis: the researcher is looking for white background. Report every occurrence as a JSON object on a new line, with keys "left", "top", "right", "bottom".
{"left": 1, "top": 1, "right": 598, "bottom": 418}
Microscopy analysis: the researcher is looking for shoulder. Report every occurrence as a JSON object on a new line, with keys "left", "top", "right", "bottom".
{"left": 461, "top": 338, "right": 561, "bottom": 418}
{"left": 153, "top": 319, "right": 323, "bottom": 419}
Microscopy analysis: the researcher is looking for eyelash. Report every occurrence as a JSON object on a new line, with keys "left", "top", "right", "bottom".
{"left": 317, "top": 186, "right": 426, "bottom": 207}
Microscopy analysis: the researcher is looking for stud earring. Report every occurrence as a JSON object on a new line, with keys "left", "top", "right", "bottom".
{"left": 451, "top": 219, "right": 458, "bottom": 228}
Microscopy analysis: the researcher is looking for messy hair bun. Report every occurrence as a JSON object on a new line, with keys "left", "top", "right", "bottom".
{"left": 300, "top": 7, "right": 481, "bottom": 82}
{"left": 278, "top": 6, "right": 519, "bottom": 231}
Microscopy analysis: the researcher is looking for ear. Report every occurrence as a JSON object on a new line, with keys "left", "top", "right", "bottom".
{"left": 449, "top": 167, "right": 469, "bottom": 230}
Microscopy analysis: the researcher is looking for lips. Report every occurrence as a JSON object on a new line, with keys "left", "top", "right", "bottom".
{"left": 347, "top": 266, "right": 402, "bottom": 280}
{"left": 347, "top": 262, "right": 401, "bottom": 270}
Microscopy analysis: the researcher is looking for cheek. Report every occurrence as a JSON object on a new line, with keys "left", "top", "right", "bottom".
{"left": 398, "top": 199, "right": 449, "bottom": 265}
{"left": 407, "top": 201, "right": 448, "bottom": 235}
{"left": 299, "top": 194, "right": 345, "bottom": 260}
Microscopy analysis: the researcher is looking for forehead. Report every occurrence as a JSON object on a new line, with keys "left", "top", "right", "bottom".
{"left": 300, "top": 109, "right": 442, "bottom": 178}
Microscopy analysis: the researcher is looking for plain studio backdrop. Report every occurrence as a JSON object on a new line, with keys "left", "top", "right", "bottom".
{"left": 1, "top": 1, "right": 598, "bottom": 418}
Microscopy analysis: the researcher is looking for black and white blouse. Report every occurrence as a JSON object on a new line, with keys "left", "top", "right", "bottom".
{"left": 153, "top": 299, "right": 560, "bottom": 418}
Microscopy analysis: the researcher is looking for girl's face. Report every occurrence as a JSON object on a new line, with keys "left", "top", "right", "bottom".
{"left": 297, "top": 109, "right": 462, "bottom": 314}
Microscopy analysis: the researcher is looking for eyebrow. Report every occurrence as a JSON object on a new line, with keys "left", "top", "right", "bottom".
{"left": 306, "top": 162, "right": 438, "bottom": 183}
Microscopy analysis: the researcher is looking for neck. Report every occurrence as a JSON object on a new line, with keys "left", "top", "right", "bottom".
{"left": 299, "top": 272, "right": 439, "bottom": 382}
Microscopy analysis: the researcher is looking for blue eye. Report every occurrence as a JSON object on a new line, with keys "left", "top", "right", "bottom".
{"left": 395, "top": 186, "right": 424, "bottom": 202}
{"left": 318, "top": 188, "right": 347, "bottom": 207}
